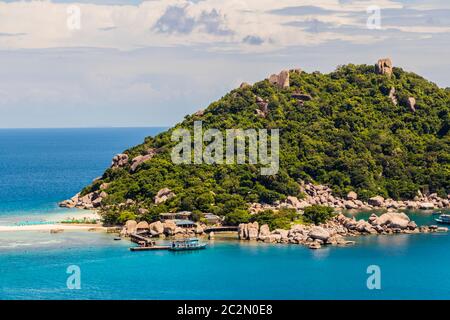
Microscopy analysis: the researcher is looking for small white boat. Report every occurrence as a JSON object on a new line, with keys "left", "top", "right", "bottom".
{"left": 435, "top": 214, "right": 450, "bottom": 224}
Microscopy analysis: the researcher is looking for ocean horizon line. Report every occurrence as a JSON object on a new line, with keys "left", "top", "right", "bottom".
{"left": 0, "top": 126, "right": 170, "bottom": 130}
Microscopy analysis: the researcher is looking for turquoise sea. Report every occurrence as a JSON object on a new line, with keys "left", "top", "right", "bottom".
{"left": 0, "top": 128, "right": 449, "bottom": 300}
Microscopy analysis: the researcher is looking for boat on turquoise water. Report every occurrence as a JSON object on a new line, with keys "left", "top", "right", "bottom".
{"left": 169, "top": 238, "right": 207, "bottom": 251}
{"left": 435, "top": 214, "right": 450, "bottom": 224}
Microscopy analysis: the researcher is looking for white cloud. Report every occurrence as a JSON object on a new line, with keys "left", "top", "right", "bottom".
{"left": 0, "top": 0, "right": 447, "bottom": 52}
{"left": 0, "top": 0, "right": 449, "bottom": 128}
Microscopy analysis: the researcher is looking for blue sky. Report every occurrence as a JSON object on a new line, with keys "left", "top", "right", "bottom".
{"left": 0, "top": 0, "right": 449, "bottom": 128}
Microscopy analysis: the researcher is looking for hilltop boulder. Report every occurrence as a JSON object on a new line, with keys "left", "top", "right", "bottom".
{"left": 375, "top": 58, "right": 393, "bottom": 77}
{"left": 268, "top": 70, "right": 289, "bottom": 89}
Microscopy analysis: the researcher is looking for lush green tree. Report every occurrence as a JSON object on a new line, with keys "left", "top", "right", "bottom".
{"left": 225, "top": 209, "right": 251, "bottom": 225}
{"left": 303, "top": 205, "right": 336, "bottom": 225}
{"left": 117, "top": 211, "right": 136, "bottom": 224}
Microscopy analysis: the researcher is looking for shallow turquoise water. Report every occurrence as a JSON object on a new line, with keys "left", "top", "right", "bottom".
{"left": 1, "top": 230, "right": 450, "bottom": 300}
{"left": 0, "top": 128, "right": 164, "bottom": 224}
{"left": 0, "top": 128, "right": 449, "bottom": 300}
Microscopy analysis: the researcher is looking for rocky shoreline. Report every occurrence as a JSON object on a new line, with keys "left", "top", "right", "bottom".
{"left": 115, "top": 209, "right": 448, "bottom": 251}
{"left": 239, "top": 210, "right": 448, "bottom": 249}
{"left": 249, "top": 182, "right": 450, "bottom": 214}
{"left": 60, "top": 180, "right": 450, "bottom": 212}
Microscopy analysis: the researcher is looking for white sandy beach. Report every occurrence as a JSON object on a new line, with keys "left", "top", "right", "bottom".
{"left": 0, "top": 224, "right": 106, "bottom": 232}
{"left": 0, "top": 210, "right": 105, "bottom": 232}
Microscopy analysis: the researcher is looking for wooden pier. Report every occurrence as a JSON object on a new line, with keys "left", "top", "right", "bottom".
{"left": 130, "top": 245, "right": 170, "bottom": 251}
{"left": 130, "top": 232, "right": 154, "bottom": 246}
{"left": 204, "top": 226, "right": 238, "bottom": 233}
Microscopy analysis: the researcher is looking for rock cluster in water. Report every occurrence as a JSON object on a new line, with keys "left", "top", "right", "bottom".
{"left": 238, "top": 211, "right": 448, "bottom": 249}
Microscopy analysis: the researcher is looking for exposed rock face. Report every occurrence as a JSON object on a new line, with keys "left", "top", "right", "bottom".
{"left": 347, "top": 191, "right": 358, "bottom": 200}
{"left": 255, "top": 96, "right": 269, "bottom": 118}
{"left": 258, "top": 224, "right": 271, "bottom": 240}
{"left": 389, "top": 87, "right": 398, "bottom": 105}
{"left": 136, "top": 221, "right": 149, "bottom": 230}
{"left": 268, "top": 70, "right": 289, "bottom": 89}
{"left": 194, "top": 109, "right": 205, "bottom": 117}
{"left": 309, "top": 242, "right": 321, "bottom": 249}
{"left": 138, "top": 208, "right": 149, "bottom": 215}
{"left": 100, "top": 183, "right": 110, "bottom": 190}
{"left": 238, "top": 211, "right": 446, "bottom": 249}
{"left": 125, "top": 220, "right": 137, "bottom": 235}
{"left": 154, "top": 188, "right": 176, "bottom": 204}
{"left": 149, "top": 221, "right": 164, "bottom": 235}
{"left": 256, "top": 96, "right": 269, "bottom": 113}
{"left": 375, "top": 58, "right": 393, "bottom": 77}
{"left": 240, "top": 82, "right": 251, "bottom": 89}
{"left": 238, "top": 222, "right": 259, "bottom": 240}
{"left": 291, "top": 92, "right": 312, "bottom": 101}
{"left": 308, "top": 226, "right": 330, "bottom": 241}
{"left": 419, "top": 202, "right": 434, "bottom": 210}
{"left": 407, "top": 97, "right": 416, "bottom": 112}
{"left": 373, "top": 211, "right": 410, "bottom": 229}
{"left": 368, "top": 196, "right": 385, "bottom": 207}
{"left": 290, "top": 68, "right": 302, "bottom": 74}
{"left": 130, "top": 149, "right": 158, "bottom": 172}
{"left": 163, "top": 220, "right": 177, "bottom": 235}
{"left": 112, "top": 153, "right": 129, "bottom": 168}
{"left": 59, "top": 190, "right": 106, "bottom": 209}
{"left": 195, "top": 225, "right": 204, "bottom": 234}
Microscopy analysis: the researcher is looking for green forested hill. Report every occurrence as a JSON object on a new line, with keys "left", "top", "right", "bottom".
{"left": 81, "top": 63, "right": 450, "bottom": 223}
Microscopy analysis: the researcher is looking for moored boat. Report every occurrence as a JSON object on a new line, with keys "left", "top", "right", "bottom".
{"left": 169, "top": 238, "right": 207, "bottom": 251}
{"left": 435, "top": 214, "right": 450, "bottom": 224}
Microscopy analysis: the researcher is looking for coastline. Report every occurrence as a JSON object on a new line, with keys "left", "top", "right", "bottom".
{"left": 0, "top": 210, "right": 103, "bottom": 232}
{"left": 0, "top": 223, "right": 106, "bottom": 232}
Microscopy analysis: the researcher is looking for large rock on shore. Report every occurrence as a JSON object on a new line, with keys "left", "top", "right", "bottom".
{"left": 368, "top": 196, "right": 385, "bottom": 207}
{"left": 347, "top": 191, "right": 358, "bottom": 200}
{"left": 419, "top": 202, "right": 434, "bottom": 210}
{"left": 308, "top": 226, "right": 330, "bottom": 241}
{"left": 258, "top": 224, "right": 271, "bottom": 240}
{"left": 355, "top": 219, "right": 376, "bottom": 234}
{"left": 163, "top": 220, "right": 177, "bottom": 235}
{"left": 125, "top": 220, "right": 137, "bottom": 235}
{"left": 373, "top": 211, "right": 410, "bottom": 229}
{"left": 238, "top": 222, "right": 259, "bottom": 240}
{"left": 136, "top": 221, "right": 149, "bottom": 230}
{"left": 149, "top": 221, "right": 164, "bottom": 235}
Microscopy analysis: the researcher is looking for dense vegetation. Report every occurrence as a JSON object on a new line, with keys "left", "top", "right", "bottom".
{"left": 82, "top": 63, "right": 450, "bottom": 224}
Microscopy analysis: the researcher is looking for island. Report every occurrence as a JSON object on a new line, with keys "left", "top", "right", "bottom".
{"left": 59, "top": 58, "right": 450, "bottom": 249}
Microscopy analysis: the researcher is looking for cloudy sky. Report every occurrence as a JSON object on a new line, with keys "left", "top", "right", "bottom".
{"left": 0, "top": 0, "right": 449, "bottom": 128}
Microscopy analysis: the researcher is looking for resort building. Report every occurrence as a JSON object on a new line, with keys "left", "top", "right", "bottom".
{"left": 174, "top": 220, "right": 196, "bottom": 228}
{"left": 160, "top": 211, "right": 192, "bottom": 221}
{"left": 203, "top": 213, "right": 221, "bottom": 224}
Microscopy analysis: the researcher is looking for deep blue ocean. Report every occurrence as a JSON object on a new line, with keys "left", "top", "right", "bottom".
{"left": 0, "top": 128, "right": 449, "bottom": 300}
